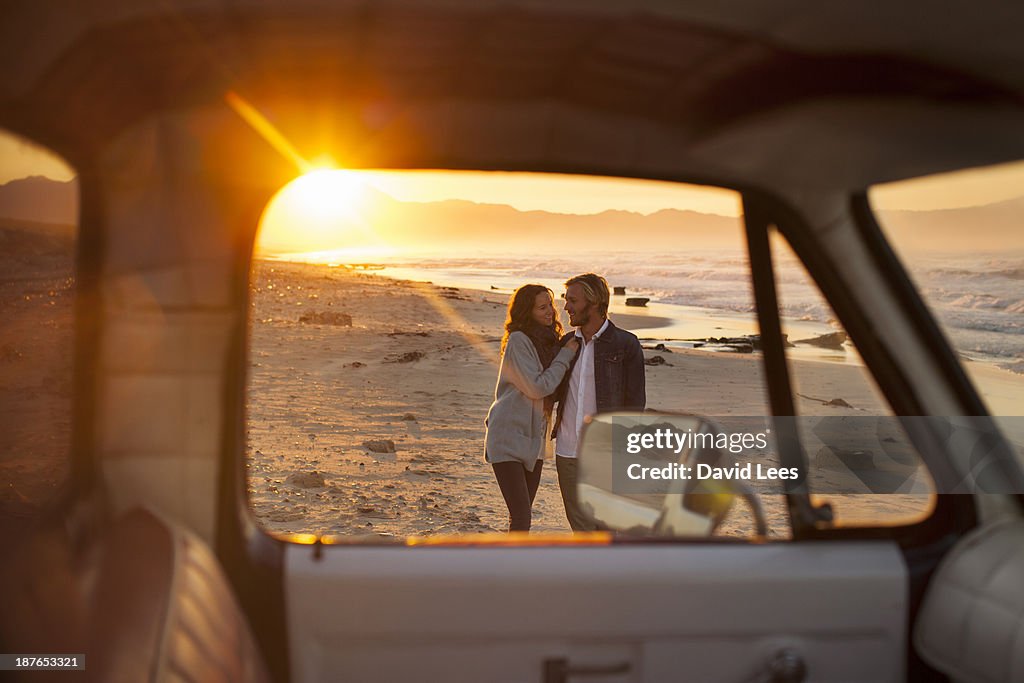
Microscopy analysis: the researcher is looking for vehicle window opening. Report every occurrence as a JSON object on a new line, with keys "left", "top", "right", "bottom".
{"left": 867, "top": 164, "right": 1024, "bottom": 455}
{"left": 246, "top": 170, "right": 796, "bottom": 541}
{"left": 0, "top": 129, "right": 79, "bottom": 539}
{"left": 763, "top": 216, "right": 938, "bottom": 530}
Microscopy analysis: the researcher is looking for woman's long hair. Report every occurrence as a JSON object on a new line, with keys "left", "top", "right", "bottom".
{"left": 500, "top": 284, "right": 564, "bottom": 354}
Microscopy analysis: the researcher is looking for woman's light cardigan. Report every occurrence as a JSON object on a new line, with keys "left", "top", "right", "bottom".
{"left": 484, "top": 331, "right": 576, "bottom": 471}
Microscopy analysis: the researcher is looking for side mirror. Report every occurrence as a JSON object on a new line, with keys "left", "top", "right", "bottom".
{"left": 575, "top": 413, "right": 768, "bottom": 537}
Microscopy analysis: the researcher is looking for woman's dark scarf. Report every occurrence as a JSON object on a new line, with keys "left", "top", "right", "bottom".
{"left": 522, "top": 322, "right": 564, "bottom": 412}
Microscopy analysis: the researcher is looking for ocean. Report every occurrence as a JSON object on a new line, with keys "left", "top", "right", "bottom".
{"left": 270, "top": 248, "right": 1022, "bottom": 373}
{"left": 906, "top": 253, "right": 1023, "bottom": 371}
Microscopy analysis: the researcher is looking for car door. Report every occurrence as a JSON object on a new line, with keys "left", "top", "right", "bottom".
{"left": 283, "top": 540, "right": 907, "bottom": 683}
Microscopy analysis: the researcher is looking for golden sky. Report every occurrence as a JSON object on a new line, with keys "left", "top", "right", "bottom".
{"left": 870, "top": 161, "right": 1024, "bottom": 211}
{"left": 2, "top": 129, "right": 1023, "bottom": 216}
{"left": 0, "top": 134, "right": 76, "bottom": 184}
{"left": 352, "top": 170, "right": 743, "bottom": 216}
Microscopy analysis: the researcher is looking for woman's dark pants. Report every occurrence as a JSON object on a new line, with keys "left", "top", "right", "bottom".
{"left": 492, "top": 459, "right": 544, "bottom": 532}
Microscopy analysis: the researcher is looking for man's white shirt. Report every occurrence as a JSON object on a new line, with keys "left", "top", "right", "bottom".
{"left": 555, "top": 318, "right": 610, "bottom": 458}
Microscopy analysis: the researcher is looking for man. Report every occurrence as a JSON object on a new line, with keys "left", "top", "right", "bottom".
{"left": 553, "top": 273, "right": 646, "bottom": 531}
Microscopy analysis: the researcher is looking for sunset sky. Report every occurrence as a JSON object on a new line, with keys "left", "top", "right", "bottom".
{"left": 0, "top": 134, "right": 76, "bottom": 184}
{"left": 3, "top": 128, "right": 1024, "bottom": 253}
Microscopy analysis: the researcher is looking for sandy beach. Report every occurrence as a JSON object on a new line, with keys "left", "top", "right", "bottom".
{"left": 2, "top": 227, "right": 1021, "bottom": 542}
{"left": 247, "top": 259, "right": 998, "bottom": 539}
{"left": 0, "top": 219, "right": 74, "bottom": 540}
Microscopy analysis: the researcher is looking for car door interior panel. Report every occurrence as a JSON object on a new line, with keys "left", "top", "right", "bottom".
{"left": 286, "top": 542, "right": 907, "bottom": 682}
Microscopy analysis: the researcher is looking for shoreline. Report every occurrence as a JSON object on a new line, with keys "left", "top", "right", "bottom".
{"left": 254, "top": 256, "right": 1024, "bottom": 389}
{"left": 312, "top": 258, "right": 1024, "bottom": 376}
{"left": 261, "top": 249, "right": 1023, "bottom": 371}
{"left": 261, "top": 257, "right": 875, "bottom": 368}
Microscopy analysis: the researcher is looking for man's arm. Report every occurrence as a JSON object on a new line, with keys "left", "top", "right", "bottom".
{"left": 623, "top": 334, "right": 646, "bottom": 411}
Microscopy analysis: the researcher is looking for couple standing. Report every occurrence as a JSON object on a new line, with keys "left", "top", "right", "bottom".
{"left": 484, "top": 273, "right": 646, "bottom": 532}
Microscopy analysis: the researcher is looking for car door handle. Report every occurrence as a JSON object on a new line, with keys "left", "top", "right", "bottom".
{"left": 543, "top": 657, "right": 631, "bottom": 683}
{"left": 766, "top": 648, "right": 807, "bottom": 683}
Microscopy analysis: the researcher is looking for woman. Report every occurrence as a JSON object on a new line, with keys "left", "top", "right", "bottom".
{"left": 485, "top": 284, "right": 579, "bottom": 532}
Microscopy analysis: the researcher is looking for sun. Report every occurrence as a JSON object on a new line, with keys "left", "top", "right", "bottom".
{"left": 256, "top": 168, "right": 382, "bottom": 255}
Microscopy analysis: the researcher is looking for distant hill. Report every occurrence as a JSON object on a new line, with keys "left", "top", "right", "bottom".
{"left": 0, "top": 176, "right": 77, "bottom": 225}
{"left": 878, "top": 197, "right": 1024, "bottom": 252}
{"left": 1, "top": 175, "right": 1020, "bottom": 253}
{"left": 367, "top": 195, "right": 743, "bottom": 252}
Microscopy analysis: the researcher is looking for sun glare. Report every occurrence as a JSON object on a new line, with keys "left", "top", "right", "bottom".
{"left": 290, "top": 169, "right": 366, "bottom": 220}
{"left": 257, "top": 169, "right": 381, "bottom": 255}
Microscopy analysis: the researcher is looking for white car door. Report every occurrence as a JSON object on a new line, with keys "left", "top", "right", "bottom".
{"left": 284, "top": 540, "right": 907, "bottom": 683}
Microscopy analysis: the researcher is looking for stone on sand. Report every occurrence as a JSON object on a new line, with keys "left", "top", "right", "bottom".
{"left": 363, "top": 439, "right": 396, "bottom": 453}
{"left": 286, "top": 470, "right": 327, "bottom": 489}
{"left": 794, "top": 331, "right": 847, "bottom": 350}
{"left": 298, "top": 311, "right": 352, "bottom": 326}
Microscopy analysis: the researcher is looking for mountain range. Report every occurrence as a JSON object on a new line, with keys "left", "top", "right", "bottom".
{"left": 0, "top": 176, "right": 77, "bottom": 226}
{"left": 0, "top": 175, "right": 1020, "bottom": 253}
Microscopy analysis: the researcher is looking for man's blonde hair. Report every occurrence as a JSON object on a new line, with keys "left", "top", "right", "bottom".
{"left": 565, "top": 273, "right": 610, "bottom": 317}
